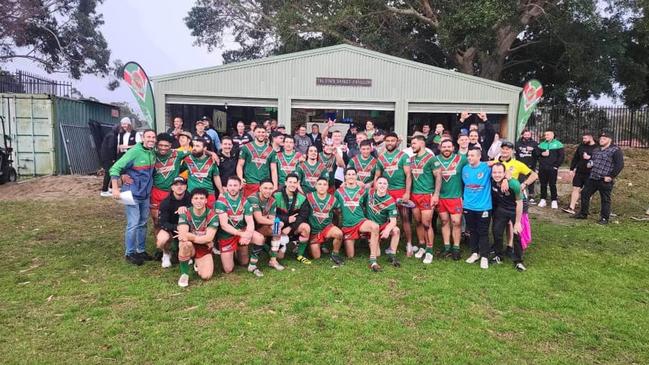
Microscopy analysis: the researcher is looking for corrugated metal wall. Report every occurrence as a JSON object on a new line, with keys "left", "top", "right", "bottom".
{"left": 0, "top": 94, "right": 119, "bottom": 176}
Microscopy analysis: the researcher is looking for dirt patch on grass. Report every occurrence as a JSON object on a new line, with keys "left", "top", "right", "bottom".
{"left": 0, "top": 175, "right": 103, "bottom": 201}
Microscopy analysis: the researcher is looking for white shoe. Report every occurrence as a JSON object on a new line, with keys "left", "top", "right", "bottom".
{"left": 538, "top": 199, "right": 547, "bottom": 207}
{"left": 269, "top": 262, "right": 285, "bottom": 271}
{"left": 465, "top": 253, "right": 480, "bottom": 264}
{"left": 406, "top": 242, "right": 414, "bottom": 257}
{"left": 248, "top": 265, "right": 264, "bottom": 277}
{"left": 161, "top": 253, "right": 172, "bottom": 268}
{"left": 551, "top": 200, "right": 558, "bottom": 209}
{"left": 480, "top": 257, "right": 489, "bottom": 269}
{"left": 423, "top": 252, "right": 433, "bottom": 264}
{"left": 515, "top": 263, "right": 527, "bottom": 272}
{"left": 100, "top": 191, "right": 112, "bottom": 197}
{"left": 414, "top": 247, "right": 425, "bottom": 259}
{"left": 177, "top": 274, "right": 189, "bottom": 287}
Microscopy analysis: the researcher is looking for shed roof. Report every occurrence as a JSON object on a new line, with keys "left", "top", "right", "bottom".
{"left": 152, "top": 44, "right": 520, "bottom": 93}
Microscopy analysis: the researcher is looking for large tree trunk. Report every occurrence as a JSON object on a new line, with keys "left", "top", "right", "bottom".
{"left": 478, "top": 25, "right": 519, "bottom": 80}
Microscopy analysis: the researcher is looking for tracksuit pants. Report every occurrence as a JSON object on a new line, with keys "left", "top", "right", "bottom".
{"left": 539, "top": 167, "right": 558, "bottom": 201}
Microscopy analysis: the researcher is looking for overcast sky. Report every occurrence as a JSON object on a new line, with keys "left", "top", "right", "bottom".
{"left": 5, "top": 0, "right": 617, "bottom": 107}
{"left": 6, "top": 0, "right": 231, "bottom": 108}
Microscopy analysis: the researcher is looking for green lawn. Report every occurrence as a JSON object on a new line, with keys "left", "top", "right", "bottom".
{"left": 1, "top": 197, "right": 648, "bottom": 364}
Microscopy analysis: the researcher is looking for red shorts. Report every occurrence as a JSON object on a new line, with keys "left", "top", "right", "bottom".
{"left": 218, "top": 236, "right": 240, "bottom": 253}
{"left": 193, "top": 243, "right": 212, "bottom": 259}
{"left": 150, "top": 186, "right": 169, "bottom": 209}
{"left": 438, "top": 198, "right": 463, "bottom": 215}
{"left": 362, "top": 222, "right": 390, "bottom": 239}
{"left": 243, "top": 183, "right": 259, "bottom": 199}
{"left": 310, "top": 224, "right": 335, "bottom": 245}
{"left": 411, "top": 193, "right": 432, "bottom": 211}
{"left": 342, "top": 219, "right": 367, "bottom": 240}
{"left": 206, "top": 193, "right": 216, "bottom": 209}
{"left": 388, "top": 188, "right": 406, "bottom": 201}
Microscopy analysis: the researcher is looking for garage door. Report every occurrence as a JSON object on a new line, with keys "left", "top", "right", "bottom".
{"left": 166, "top": 95, "right": 278, "bottom": 108}
{"left": 409, "top": 102, "right": 508, "bottom": 114}
{"left": 292, "top": 99, "right": 395, "bottom": 111}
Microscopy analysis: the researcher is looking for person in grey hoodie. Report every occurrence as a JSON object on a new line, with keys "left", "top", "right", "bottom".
{"left": 293, "top": 124, "right": 312, "bottom": 155}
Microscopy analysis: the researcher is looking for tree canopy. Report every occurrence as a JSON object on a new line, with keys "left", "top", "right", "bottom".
{"left": 186, "top": 0, "right": 644, "bottom": 105}
{"left": 1, "top": 0, "right": 111, "bottom": 79}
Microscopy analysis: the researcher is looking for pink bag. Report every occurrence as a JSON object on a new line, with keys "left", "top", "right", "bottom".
{"left": 520, "top": 213, "right": 532, "bottom": 249}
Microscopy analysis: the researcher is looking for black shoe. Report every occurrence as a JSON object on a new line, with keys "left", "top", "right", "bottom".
{"left": 137, "top": 251, "right": 154, "bottom": 261}
{"left": 597, "top": 218, "right": 609, "bottom": 225}
{"left": 153, "top": 250, "right": 163, "bottom": 261}
{"left": 451, "top": 251, "right": 461, "bottom": 261}
{"left": 572, "top": 214, "right": 587, "bottom": 220}
{"left": 387, "top": 255, "right": 401, "bottom": 267}
{"left": 125, "top": 254, "right": 144, "bottom": 266}
{"left": 330, "top": 254, "right": 345, "bottom": 266}
{"left": 441, "top": 250, "right": 452, "bottom": 259}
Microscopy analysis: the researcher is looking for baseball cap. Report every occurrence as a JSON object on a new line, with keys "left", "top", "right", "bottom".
{"left": 501, "top": 141, "right": 514, "bottom": 149}
{"left": 200, "top": 116, "right": 210, "bottom": 121}
{"left": 178, "top": 131, "right": 192, "bottom": 139}
{"left": 277, "top": 124, "right": 286, "bottom": 129}
{"left": 172, "top": 176, "right": 187, "bottom": 185}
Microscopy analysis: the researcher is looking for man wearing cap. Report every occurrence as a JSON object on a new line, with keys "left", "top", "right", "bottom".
{"left": 117, "top": 117, "right": 141, "bottom": 159}
{"left": 564, "top": 132, "right": 598, "bottom": 214}
{"left": 202, "top": 116, "right": 222, "bottom": 151}
{"left": 237, "top": 126, "right": 278, "bottom": 198}
{"left": 155, "top": 176, "right": 191, "bottom": 268}
{"left": 515, "top": 129, "right": 539, "bottom": 202}
{"left": 372, "top": 130, "right": 386, "bottom": 155}
{"left": 232, "top": 121, "right": 251, "bottom": 152}
{"left": 574, "top": 130, "right": 624, "bottom": 224}
{"left": 194, "top": 118, "right": 215, "bottom": 152}
{"left": 277, "top": 124, "right": 287, "bottom": 134}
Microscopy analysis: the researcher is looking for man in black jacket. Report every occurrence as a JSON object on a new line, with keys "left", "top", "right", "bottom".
{"left": 563, "top": 132, "right": 597, "bottom": 214}
{"left": 537, "top": 129, "right": 565, "bottom": 209}
{"left": 309, "top": 123, "right": 323, "bottom": 152}
{"left": 155, "top": 177, "right": 191, "bottom": 268}
{"left": 574, "top": 130, "right": 624, "bottom": 224}
{"left": 100, "top": 124, "right": 120, "bottom": 196}
{"left": 515, "top": 129, "right": 539, "bottom": 202}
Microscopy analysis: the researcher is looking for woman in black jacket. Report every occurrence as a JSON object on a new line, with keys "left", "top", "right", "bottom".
{"left": 100, "top": 124, "right": 121, "bottom": 196}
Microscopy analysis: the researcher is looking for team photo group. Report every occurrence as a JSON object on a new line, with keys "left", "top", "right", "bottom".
{"left": 104, "top": 112, "right": 624, "bottom": 288}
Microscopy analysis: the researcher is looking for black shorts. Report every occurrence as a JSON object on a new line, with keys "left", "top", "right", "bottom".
{"left": 572, "top": 173, "right": 590, "bottom": 188}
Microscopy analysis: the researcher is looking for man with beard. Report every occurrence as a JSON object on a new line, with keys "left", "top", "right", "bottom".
{"left": 537, "top": 129, "right": 565, "bottom": 209}
{"left": 182, "top": 137, "right": 223, "bottom": 209}
{"left": 515, "top": 129, "right": 539, "bottom": 202}
{"left": 237, "top": 126, "right": 278, "bottom": 198}
{"left": 320, "top": 139, "right": 345, "bottom": 194}
{"left": 365, "top": 177, "right": 401, "bottom": 267}
{"left": 336, "top": 168, "right": 382, "bottom": 272}
{"left": 176, "top": 188, "right": 218, "bottom": 287}
{"left": 574, "top": 129, "right": 625, "bottom": 224}
{"left": 215, "top": 176, "right": 267, "bottom": 276}
{"left": 409, "top": 135, "right": 442, "bottom": 264}
{"left": 348, "top": 140, "right": 378, "bottom": 188}
{"left": 296, "top": 145, "right": 330, "bottom": 194}
{"left": 375, "top": 132, "right": 413, "bottom": 256}
{"left": 306, "top": 177, "right": 344, "bottom": 263}
{"left": 245, "top": 179, "right": 285, "bottom": 270}
{"left": 433, "top": 139, "right": 468, "bottom": 260}
{"left": 564, "top": 132, "right": 598, "bottom": 214}
{"left": 462, "top": 147, "right": 493, "bottom": 270}
{"left": 490, "top": 163, "right": 526, "bottom": 271}
{"left": 273, "top": 135, "right": 302, "bottom": 188}
{"left": 274, "top": 174, "right": 312, "bottom": 264}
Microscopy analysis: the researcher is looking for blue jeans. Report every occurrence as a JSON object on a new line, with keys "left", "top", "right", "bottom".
{"left": 124, "top": 198, "right": 150, "bottom": 256}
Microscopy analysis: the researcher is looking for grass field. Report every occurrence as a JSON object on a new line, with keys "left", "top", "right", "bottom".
{"left": 1, "top": 149, "right": 649, "bottom": 364}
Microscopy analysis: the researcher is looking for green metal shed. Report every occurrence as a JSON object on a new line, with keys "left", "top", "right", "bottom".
{"left": 152, "top": 44, "right": 522, "bottom": 140}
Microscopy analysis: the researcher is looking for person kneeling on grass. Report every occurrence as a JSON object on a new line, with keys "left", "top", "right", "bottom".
{"left": 365, "top": 176, "right": 401, "bottom": 267}
{"left": 245, "top": 179, "right": 285, "bottom": 270}
{"left": 274, "top": 173, "right": 312, "bottom": 264}
{"left": 156, "top": 176, "right": 191, "bottom": 268}
{"left": 336, "top": 167, "right": 382, "bottom": 272}
{"left": 306, "top": 177, "right": 345, "bottom": 265}
{"left": 176, "top": 188, "right": 218, "bottom": 287}
{"left": 215, "top": 176, "right": 268, "bottom": 277}
{"left": 490, "top": 163, "right": 526, "bottom": 271}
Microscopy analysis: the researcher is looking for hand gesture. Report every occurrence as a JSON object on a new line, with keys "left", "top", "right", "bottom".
{"left": 460, "top": 111, "right": 471, "bottom": 122}
{"left": 477, "top": 112, "right": 487, "bottom": 121}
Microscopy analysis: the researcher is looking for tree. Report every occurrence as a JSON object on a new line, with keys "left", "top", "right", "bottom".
{"left": 616, "top": 1, "right": 649, "bottom": 108}
{"left": 186, "top": 0, "right": 630, "bottom": 103}
{"left": 0, "top": 0, "right": 111, "bottom": 79}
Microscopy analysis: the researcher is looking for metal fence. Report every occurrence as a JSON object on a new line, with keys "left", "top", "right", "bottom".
{"left": 0, "top": 70, "right": 72, "bottom": 97}
{"left": 528, "top": 106, "right": 649, "bottom": 148}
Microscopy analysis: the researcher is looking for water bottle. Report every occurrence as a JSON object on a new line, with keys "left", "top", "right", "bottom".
{"left": 272, "top": 216, "right": 281, "bottom": 236}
